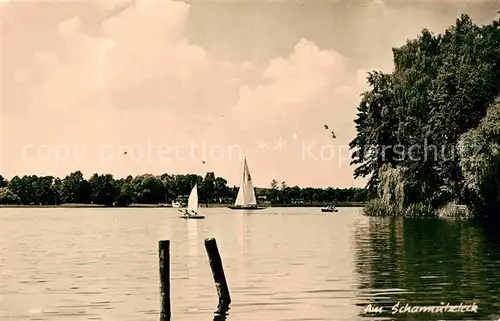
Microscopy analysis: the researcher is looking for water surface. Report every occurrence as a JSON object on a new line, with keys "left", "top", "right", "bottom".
{"left": 1, "top": 207, "right": 499, "bottom": 321}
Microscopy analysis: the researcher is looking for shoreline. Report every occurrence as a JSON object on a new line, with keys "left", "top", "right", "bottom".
{"left": 0, "top": 202, "right": 365, "bottom": 208}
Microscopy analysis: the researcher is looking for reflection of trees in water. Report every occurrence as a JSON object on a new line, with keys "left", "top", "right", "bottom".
{"left": 353, "top": 217, "right": 500, "bottom": 320}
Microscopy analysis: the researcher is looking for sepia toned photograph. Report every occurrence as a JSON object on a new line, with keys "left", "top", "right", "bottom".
{"left": 1, "top": 0, "right": 500, "bottom": 320}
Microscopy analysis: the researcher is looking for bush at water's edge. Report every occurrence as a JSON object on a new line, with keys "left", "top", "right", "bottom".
{"left": 362, "top": 199, "right": 435, "bottom": 217}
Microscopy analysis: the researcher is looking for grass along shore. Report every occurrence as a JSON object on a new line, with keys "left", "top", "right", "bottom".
{"left": 0, "top": 202, "right": 365, "bottom": 208}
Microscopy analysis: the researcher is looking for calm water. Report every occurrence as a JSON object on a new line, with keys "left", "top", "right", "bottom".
{"left": 1, "top": 207, "right": 500, "bottom": 321}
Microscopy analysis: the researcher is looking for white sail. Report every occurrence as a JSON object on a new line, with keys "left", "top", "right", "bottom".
{"left": 234, "top": 158, "right": 257, "bottom": 207}
{"left": 187, "top": 184, "right": 198, "bottom": 214}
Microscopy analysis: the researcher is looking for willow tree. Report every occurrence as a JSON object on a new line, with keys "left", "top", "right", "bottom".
{"left": 458, "top": 98, "right": 500, "bottom": 216}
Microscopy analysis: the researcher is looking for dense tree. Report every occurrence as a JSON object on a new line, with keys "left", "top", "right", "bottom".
{"left": 0, "top": 172, "right": 371, "bottom": 206}
{"left": 0, "top": 187, "right": 20, "bottom": 204}
{"left": 52, "top": 178, "right": 62, "bottom": 205}
{"left": 59, "top": 171, "right": 91, "bottom": 204}
{"left": 8, "top": 175, "right": 50, "bottom": 205}
{"left": 265, "top": 179, "right": 279, "bottom": 204}
{"left": 350, "top": 14, "right": 500, "bottom": 216}
{"left": 115, "top": 176, "right": 134, "bottom": 206}
{"left": 201, "top": 172, "right": 216, "bottom": 206}
{"left": 458, "top": 98, "right": 500, "bottom": 216}
{"left": 214, "top": 176, "right": 230, "bottom": 201}
{"left": 0, "top": 175, "right": 7, "bottom": 188}
{"left": 134, "top": 174, "right": 165, "bottom": 203}
{"left": 35, "top": 176, "right": 55, "bottom": 205}
{"left": 88, "top": 174, "right": 118, "bottom": 206}
{"left": 159, "top": 174, "right": 176, "bottom": 203}
{"left": 350, "top": 71, "right": 399, "bottom": 192}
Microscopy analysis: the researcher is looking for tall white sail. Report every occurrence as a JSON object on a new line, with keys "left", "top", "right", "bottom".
{"left": 234, "top": 158, "right": 257, "bottom": 207}
{"left": 187, "top": 184, "right": 199, "bottom": 214}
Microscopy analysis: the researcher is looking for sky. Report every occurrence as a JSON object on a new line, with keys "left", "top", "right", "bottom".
{"left": 0, "top": 0, "right": 498, "bottom": 188}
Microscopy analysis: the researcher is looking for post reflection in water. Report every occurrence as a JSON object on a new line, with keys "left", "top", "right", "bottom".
{"left": 157, "top": 216, "right": 174, "bottom": 243}
{"left": 352, "top": 217, "right": 500, "bottom": 321}
{"left": 235, "top": 213, "right": 251, "bottom": 285}
{"left": 213, "top": 310, "right": 228, "bottom": 321}
{"left": 187, "top": 219, "right": 200, "bottom": 273}
{"left": 236, "top": 213, "right": 245, "bottom": 268}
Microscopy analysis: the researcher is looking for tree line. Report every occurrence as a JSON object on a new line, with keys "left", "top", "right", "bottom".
{"left": 0, "top": 172, "right": 371, "bottom": 206}
{"left": 349, "top": 14, "right": 500, "bottom": 217}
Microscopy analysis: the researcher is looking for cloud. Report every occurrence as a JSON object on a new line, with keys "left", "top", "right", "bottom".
{"left": 25, "top": 0, "right": 362, "bottom": 137}
{"left": 96, "top": 1, "right": 131, "bottom": 10}
{"left": 233, "top": 38, "right": 357, "bottom": 136}
{"left": 2, "top": 0, "right": 369, "bottom": 187}
{"left": 57, "top": 16, "right": 81, "bottom": 36}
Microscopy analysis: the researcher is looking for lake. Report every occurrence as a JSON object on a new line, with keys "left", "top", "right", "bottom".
{"left": 1, "top": 207, "right": 500, "bottom": 321}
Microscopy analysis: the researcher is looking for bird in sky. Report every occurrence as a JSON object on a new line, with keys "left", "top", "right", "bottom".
{"left": 323, "top": 124, "right": 335, "bottom": 138}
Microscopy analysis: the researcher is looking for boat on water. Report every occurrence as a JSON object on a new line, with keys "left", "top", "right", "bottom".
{"left": 228, "top": 158, "right": 266, "bottom": 210}
{"left": 179, "top": 184, "right": 205, "bottom": 219}
{"left": 321, "top": 205, "right": 338, "bottom": 212}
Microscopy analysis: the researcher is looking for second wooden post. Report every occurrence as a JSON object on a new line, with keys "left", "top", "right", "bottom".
{"left": 204, "top": 237, "right": 231, "bottom": 313}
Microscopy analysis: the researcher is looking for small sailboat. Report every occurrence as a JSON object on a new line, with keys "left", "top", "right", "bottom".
{"left": 179, "top": 184, "right": 205, "bottom": 219}
{"left": 228, "top": 158, "right": 266, "bottom": 210}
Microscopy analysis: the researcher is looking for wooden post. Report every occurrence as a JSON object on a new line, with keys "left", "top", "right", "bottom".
{"left": 159, "top": 240, "right": 171, "bottom": 321}
{"left": 204, "top": 238, "right": 231, "bottom": 313}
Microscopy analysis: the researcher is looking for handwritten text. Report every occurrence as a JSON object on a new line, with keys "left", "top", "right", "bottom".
{"left": 363, "top": 302, "right": 479, "bottom": 314}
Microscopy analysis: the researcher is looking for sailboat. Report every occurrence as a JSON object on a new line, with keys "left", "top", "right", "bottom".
{"left": 228, "top": 158, "right": 266, "bottom": 210}
{"left": 179, "top": 184, "right": 205, "bottom": 219}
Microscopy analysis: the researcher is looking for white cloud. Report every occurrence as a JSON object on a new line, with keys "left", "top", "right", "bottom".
{"left": 14, "top": 69, "right": 28, "bottom": 83}
{"left": 232, "top": 38, "right": 358, "bottom": 136}
{"left": 4, "top": 0, "right": 368, "bottom": 186}
{"left": 57, "top": 17, "right": 81, "bottom": 36}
